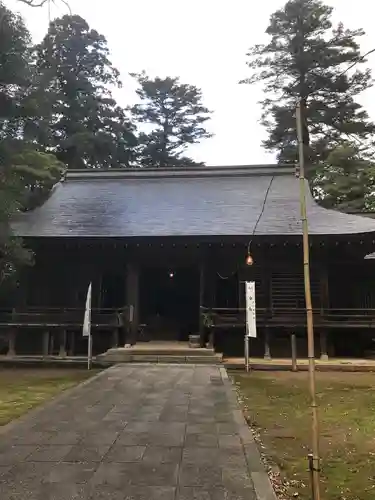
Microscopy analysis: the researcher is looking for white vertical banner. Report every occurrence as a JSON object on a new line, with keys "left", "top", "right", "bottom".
{"left": 245, "top": 281, "right": 257, "bottom": 338}
{"left": 82, "top": 282, "right": 92, "bottom": 370}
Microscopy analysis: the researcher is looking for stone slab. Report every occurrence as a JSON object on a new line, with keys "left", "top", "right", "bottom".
{"left": 89, "top": 485, "right": 176, "bottom": 500}
{"left": 157, "top": 355, "right": 188, "bottom": 363}
{"left": 0, "top": 364, "right": 275, "bottom": 500}
{"left": 177, "top": 486, "right": 257, "bottom": 500}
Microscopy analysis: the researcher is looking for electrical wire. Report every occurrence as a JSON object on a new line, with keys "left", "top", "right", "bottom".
{"left": 216, "top": 174, "right": 275, "bottom": 280}
{"left": 252, "top": 175, "right": 275, "bottom": 236}
{"left": 246, "top": 174, "right": 275, "bottom": 253}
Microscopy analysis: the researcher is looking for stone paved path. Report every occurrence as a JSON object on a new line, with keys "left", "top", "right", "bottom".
{"left": 0, "top": 365, "right": 275, "bottom": 500}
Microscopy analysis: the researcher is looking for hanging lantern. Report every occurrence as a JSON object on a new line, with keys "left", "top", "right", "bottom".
{"left": 246, "top": 239, "right": 254, "bottom": 266}
{"left": 246, "top": 253, "right": 254, "bottom": 266}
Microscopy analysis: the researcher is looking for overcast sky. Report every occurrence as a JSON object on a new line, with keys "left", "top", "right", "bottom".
{"left": 6, "top": 0, "right": 375, "bottom": 165}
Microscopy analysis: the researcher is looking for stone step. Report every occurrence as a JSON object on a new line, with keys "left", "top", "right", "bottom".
{"left": 102, "top": 346, "right": 217, "bottom": 357}
{"left": 96, "top": 352, "right": 223, "bottom": 364}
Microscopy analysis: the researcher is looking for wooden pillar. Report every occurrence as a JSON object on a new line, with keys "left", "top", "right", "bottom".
{"left": 264, "top": 259, "right": 273, "bottom": 315}
{"left": 112, "top": 328, "right": 119, "bottom": 348}
{"left": 49, "top": 332, "right": 55, "bottom": 355}
{"left": 238, "top": 276, "right": 245, "bottom": 309}
{"left": 319, "top": 264, "right": 329, "bottom": 360}
{"left": 126, "top": 263, "right": 139, "bottom": 345}
{"left": 199, "top": 263, "right": 205, "bottom": 345}
{"left": 97, "top": 273, "right": 102, "bottom": 310}
{"left": 264, "top": 327, "right": 271, "bottom": 359}
{"left": 7, "top": 307, "right": 17, "bottom": 357}
{"left": 59, "top": 329, "right": 67, "bottom": 357}
{"left": 68, "top": 331, "right": 75, "bottom": 356}
{"left": 319, "top": 330, "right": 328, "bottom": 361}
{"left": 204, "top": 264, "right": 215, "bottom": 350}
{"left": 291, "top": 333, "right": 298, "bottom": 371}
{"left": 207, "top": 328, "right": 214, "bottom": 349}
{"left": 264, "top": 261, "right": 273, "bottom": 359}
{"left": 211, "top": 268, "right": 217, "bottom": 309}
{"left": 7, "top": 329, "right": 16, "bottom": 357}
{"left": 42, "top": 331, "right": 50, "bottom": 357}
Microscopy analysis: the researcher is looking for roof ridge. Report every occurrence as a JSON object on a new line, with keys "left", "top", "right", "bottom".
{"left": 66, "top": 164, "right": 296, "bottom": 180}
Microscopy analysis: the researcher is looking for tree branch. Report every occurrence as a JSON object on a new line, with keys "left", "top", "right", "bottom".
{"left": 17, "top": 0, "right": 48, "bottom": 6}
{"left": 17, "top": 0, "right": 72, "bottom": 14}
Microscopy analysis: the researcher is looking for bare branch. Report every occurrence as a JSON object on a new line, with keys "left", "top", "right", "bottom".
{"left": 17, "top": 0, "right": 48, "bottom": 6}
{"left": 17, "top": 0, "right": 72, "bottom": 14}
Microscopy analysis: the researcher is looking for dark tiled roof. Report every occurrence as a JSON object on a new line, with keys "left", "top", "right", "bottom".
{"left": 11, "top": 165, "right": 375, "bottom": 238}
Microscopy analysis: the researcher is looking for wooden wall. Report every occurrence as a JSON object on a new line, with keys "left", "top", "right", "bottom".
{"left": 7, "top": 238, "right": 375, "bottom": 358}
{"left": 20, "top": 239, "right": 375, "bottom": 313}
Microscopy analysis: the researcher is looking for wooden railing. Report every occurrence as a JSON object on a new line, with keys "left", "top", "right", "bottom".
{"left": 0, "top": 307, "right": 121, "bottom": 329}
{"left": 201, "top": 307, "right": 375, "bottom": 329}
{"left": 1, "top": 306, "right": 375, "bottom": 331}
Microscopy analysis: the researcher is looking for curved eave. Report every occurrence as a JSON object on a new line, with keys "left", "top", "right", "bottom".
{"left": 11, "top": 165, "right": 375, "bottom": 239}
{"left": 253, "top": 177, "right": 375, "bottom": 236}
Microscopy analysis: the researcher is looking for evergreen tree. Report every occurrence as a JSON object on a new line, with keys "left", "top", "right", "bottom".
{"left": 0, "top": 2, "right": 64, "bottom": 287}
{"left": 312, "top": 143, "right": 375, "bottom": 212}
{"left": 0, "top": 2, "right": 34, "bottom": 286}
{"left": 32, "top": 15, "right": 136, "bottom": 169}
{"left": 241, "top": 0, "right": 375, "bottom": 171}
{"left": 130, "top": 72, "right": 212, "bottom": 167}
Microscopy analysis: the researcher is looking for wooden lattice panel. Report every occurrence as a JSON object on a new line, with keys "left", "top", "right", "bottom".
{"left": 270, "top": 266, "right": 320, "bottom": 310}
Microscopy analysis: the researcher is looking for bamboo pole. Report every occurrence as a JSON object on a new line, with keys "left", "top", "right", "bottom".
{"left": 296, "top": 101, "right": 321, "bottom": 500}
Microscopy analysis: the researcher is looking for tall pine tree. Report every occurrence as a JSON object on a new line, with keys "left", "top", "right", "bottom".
{"left": 0, "top": 2, "right": 37, "bottom": 286}
{"left": 130, "top": 72, "right": 212, "bottom": 167}
{"left": 32, "top": 15, "right": 136, "bottom": 169}
{"left": 0, "top": 2, "right": 64, "bottom": 288}
{"left": 241, "top": 0, "right": 375, "bottom": 178}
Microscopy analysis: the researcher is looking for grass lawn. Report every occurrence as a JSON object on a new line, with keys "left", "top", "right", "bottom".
{"left": 0, "top": 368, "right": 99, "bottom": 426}
{"left": 232, "top": 371, "right": 375, "bottom": 500}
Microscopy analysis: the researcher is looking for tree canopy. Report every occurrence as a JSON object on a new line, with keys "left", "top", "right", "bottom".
{"left": 312, "top": 142, "right": 375, "bottom": 212}
{"left": 130, "top": 72, "right": 212, "bottom": 167}
{"left": 241, "top": 0, "right": 375, "bottom": 211}
{"left": 1, "top": 4, "right": 215, "bottom": 284}
{"left": 0, "top": 1, "right": 35, "bottom": 286}
{"left": 31, "top": 15, "right": 136, "bottom": 169}
{"left": 0, "top": 2, "right": 65, "bottom": 287}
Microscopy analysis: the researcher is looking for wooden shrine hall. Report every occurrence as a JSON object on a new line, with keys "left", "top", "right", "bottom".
{"left": 2, "top": 164, "right": 375, "bottom": 360}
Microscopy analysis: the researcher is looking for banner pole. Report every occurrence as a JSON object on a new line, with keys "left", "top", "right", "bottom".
{"left": 82, "top": 282, "right": 93, "bottom": 370}
{"left": 87, "top": 332, "right": 91, "bottom": 370}
{"left": 245, "top": 334, "right": 250, "bottom": 372}
{"left": 245, "top": 281, "right": 256, "bottom": 372}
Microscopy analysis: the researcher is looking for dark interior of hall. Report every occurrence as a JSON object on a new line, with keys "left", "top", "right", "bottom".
{"left": 139, "top": 267, "right": 200, "bottom": 341}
